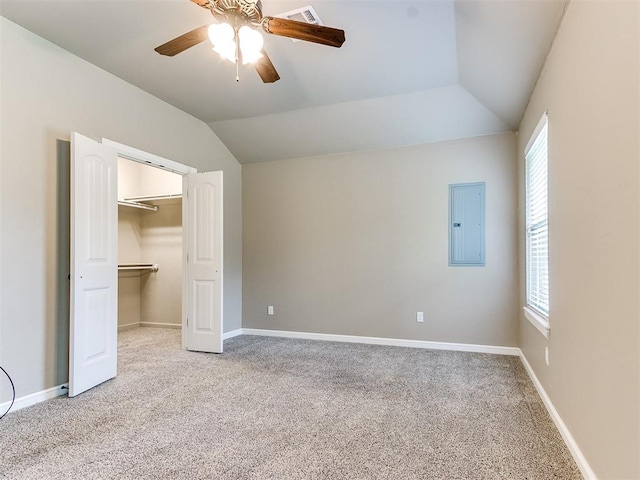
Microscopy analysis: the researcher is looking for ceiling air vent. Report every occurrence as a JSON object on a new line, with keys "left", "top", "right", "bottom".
{"left": 274, "top": 5, "right": 323, "bottom": 42}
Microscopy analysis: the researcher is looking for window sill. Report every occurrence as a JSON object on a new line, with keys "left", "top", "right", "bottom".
{"left": 523, "top": 306, "right": 550, "bottom": 339}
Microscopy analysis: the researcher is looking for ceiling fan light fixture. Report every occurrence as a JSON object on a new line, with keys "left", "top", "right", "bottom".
{"left": 238, "top": 25, "right": 264, "bottom": 64}
{"left": 212, "top": 44, "right": 236, "bottom": 62}
{"left": 208, "top": 23, "right": 263, "bottom": 64}
{"left": 241, "top": 49, "right": 264, "bottom": 65}
{"left": 208, "top": 22, "right": 234, "bottom": 45}
{"left": 208, "top": 23, "right": 235, "bottom": 61}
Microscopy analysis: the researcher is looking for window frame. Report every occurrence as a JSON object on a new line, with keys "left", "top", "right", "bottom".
{"left": 523, "top": 113, "right": 550, "bottom": 338}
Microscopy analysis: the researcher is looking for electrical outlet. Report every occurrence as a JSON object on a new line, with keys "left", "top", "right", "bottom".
{"left": 545, "top": 347, "right": 550, "bottom": 366}
{"left": 267, "top": 305, "right": 274, "bottom": 316}
{"left": 416, "top": 312, "right": 424, "bottom": 323}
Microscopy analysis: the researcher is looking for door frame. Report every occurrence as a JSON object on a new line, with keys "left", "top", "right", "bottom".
{"left": 101, "top": 139, "right": 196, "bottom": 176}
{"left": 101, "top": 138, "right": 197, "bottom": 350}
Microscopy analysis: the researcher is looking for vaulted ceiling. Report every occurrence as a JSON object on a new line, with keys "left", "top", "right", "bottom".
{"left": 0, "top": 0, "right": 567, "bottom": 163}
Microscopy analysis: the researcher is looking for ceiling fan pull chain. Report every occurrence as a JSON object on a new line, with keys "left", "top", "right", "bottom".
{"left": 235, "top": 29, "right": 240, "bottom": 82}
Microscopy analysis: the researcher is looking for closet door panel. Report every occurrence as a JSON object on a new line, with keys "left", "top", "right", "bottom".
{"left": 184, "top": 171, "right": 223, "bottom": 353}
{"left": 69, "top": 132, "right": 118, "bottom": 397}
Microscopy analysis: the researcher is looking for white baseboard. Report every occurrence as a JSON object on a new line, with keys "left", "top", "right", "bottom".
{"left": 240, "top": 328, "right": 520, "bottom": 356}
{"left": 0, "top": 383, "right": 68, "bottom": 415}
{"left": 118, "top": 322, "right": 140, "bottom": 332}
{"left": 242, "top": 328, "right": 592, "bottom": 477}
{"left": 519, "top": 352, "right": 597, "bottom": 480}
{"left": 140, "top": 322, "right": 181, "bottom": 329}
{"left": 121, "top": 324, "right": 240, "bottom": 336}
{"left": 119, "top": 322, "right": 182, "bottom": 331}
{"left": 0, "top": 328, "right": 591, "bottom": 480}
{"left": 223, "top": 328, "right": 243, "bottom": 340}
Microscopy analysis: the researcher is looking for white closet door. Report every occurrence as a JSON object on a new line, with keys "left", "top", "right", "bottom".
{"left": 184, "top": 171, "right": 223, "bottom": 353}
{"left": 69, "top": 132, "right": 118, "bottom": 397}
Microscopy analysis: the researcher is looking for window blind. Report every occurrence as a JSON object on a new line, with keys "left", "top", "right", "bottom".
{"left": 525, "top": 117, "right": 549, "bottom": 317}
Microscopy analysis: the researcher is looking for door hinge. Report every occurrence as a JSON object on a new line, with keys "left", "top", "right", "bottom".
{"left": 186, "top": 317, "right": 189, "bottom": 326}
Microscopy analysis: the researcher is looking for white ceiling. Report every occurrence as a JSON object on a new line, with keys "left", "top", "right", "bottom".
{"left": 0, "top": 0, "right": 567, "bottom": 163}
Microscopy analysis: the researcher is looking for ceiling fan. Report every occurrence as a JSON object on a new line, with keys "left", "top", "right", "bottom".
{"left": 155, "top": 0, "right": 346, "bottom": 83}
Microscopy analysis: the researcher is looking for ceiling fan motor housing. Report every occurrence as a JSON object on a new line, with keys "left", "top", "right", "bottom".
{"left": 210, "top": 0, "right": 263, "bottom": 25}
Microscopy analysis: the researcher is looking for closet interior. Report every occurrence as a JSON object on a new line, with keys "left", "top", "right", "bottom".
{"left": 117, "top": 157, "right": 183, "bottom": 332}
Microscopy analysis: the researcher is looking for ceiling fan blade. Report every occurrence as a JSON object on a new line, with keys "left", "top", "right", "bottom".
{"left": 155, "top": 25, "right": 209, "bottom": 57}
{"left": 262, "top": 17, "right": 345, "bottom": 48}
{"left": 253, "top": 50, "right": 280, "bottom": 83}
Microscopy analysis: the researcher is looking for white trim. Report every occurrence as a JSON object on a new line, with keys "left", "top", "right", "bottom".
{"left": 117, "top": 322, "right": 140, "bottom": 332}
{"left": 139, "top": 322, "right": 181, "bottom": 330}
{"left": 238, "top": 328, "right": 592, "bottom": 477}
{"left": 223, "top": 328, "right": 243, "bottom": 340}
{"left": 240, "top": 328, "right": 520, "bottom": 356}
{"left": 0, "top": 384, "right": 68, "bottom": 415}
{"left": 525, "top": 111, "right": 548, "bottom": 154}
{"left": 519, "top": 352, "right": 597, "bottom": 480}
{"left": 523, "top": 306, "right": 550, "bottom": 339}
{"left": 101, "top": 138, "right": 197, "bottom": 176}
{"left": 0, "top": 330, "right": 592, "bottom": 480}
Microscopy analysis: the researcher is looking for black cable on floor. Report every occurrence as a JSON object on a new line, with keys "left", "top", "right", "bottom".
{"left": 0, "top": 366, "right": 15, "bottom": 420}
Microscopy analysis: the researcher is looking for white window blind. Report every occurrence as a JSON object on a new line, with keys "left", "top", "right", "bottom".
{"left": 525, "top": 115, "right": 549, "bottom": 317}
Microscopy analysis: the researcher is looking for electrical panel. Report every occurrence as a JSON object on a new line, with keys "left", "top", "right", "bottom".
{"left": 449, "top": 182, "right": 485, "bottom": 266}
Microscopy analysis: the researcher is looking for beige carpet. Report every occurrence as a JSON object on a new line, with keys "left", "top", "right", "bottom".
{"left": 0, "top": 328, "right": 581, "bottom": 479}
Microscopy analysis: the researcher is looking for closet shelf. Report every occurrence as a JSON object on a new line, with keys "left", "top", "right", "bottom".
{"left": 118, "top": 263, "right": 159, "bottom": 273}
{"left": 118, "top": 194, "right": 182, "bottom": 212}
{"left": 124, "top": 194, "right": 182, "bottom": 202}
{"left": 118, "top": 200, "right": 158, "bottom": 212}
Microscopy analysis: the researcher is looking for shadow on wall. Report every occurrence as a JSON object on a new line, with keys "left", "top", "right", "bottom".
{"left": 55, "top": 140, "right": 71, "bottom": 385}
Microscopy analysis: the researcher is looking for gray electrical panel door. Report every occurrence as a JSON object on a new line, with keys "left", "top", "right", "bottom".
{"left": 449, "top": 182, "right": 485, "bottom": 266}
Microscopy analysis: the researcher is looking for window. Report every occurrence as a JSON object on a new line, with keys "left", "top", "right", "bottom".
{"left": 524, "top": 113, "right": 549, "bottom": 337}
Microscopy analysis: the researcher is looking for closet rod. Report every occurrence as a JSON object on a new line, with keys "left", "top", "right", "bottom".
{"left": 118, "top": 263, "right": 159, "bottom": 272}
{"left": 118, "top": 200, "right": 158, "bottom": 212}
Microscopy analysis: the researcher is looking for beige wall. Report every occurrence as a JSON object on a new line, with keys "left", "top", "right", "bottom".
{"left": 117, "top": 200, "right": 182, "bottom": 329}
{"left": 117, "top": 207, "right": 142, "bottom": 328}
{"left": 117, "top": 201, "right": 183, "bottom": 329}
{"left": 117, "top": 158, "right": 143, "bottom": 201}
{"left": 118, "top": 157, "right": 182, "bottom": 201}
{"left": 0, "top": 17, "right": 242, "bottom": 402}
{"left": 243, "top": 133, "right": 518, "bottom": 346}
{"left": 140, "top": 200, "right": 183, "bottom": 327}
{"left": 518, "top": 1, "right": 639, "bottom": 478}
{"left": 117, "top": 158, "right": 183, "bottom": 329}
